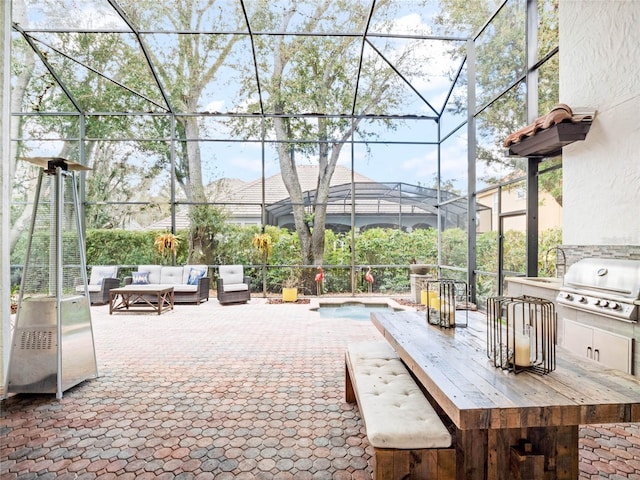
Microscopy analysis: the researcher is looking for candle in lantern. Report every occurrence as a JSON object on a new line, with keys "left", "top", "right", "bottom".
{"left": 427, "top": 291, "right": 439, "bottom": 308}
{"left": 427, "top": 292, "right": 441, "bottom": 325}
{"left": 514, "top": 331, "right": 532, "bottom": 367}
{"left": 440, "top": 299, "right": 455, "bottom": 327}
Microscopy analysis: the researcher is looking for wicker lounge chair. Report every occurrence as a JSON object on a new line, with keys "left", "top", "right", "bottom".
{"left": 79, "top": 266, "right": 120, "bottom": 305}
{"left": 217, "top": 265, "right": 251, "bottom": 305}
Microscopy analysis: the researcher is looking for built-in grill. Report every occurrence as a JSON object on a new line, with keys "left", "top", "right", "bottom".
{"left": 557, "top": 258, "right": 640, "bottom": 323}
{"left": 556, "top": 258, "right": 638, "bottom": 375}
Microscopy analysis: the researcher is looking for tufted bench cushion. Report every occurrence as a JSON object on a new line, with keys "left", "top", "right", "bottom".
{"left": 345, "top": 341, "right": 452, "bottom": 449}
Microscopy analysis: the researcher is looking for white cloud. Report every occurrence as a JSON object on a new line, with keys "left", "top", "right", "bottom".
{"left": 204, "top": 100, "right": 225, "bottom": 113}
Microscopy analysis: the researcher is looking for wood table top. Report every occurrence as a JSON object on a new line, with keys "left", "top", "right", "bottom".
{"left": 371, "top": 311, "right": 640, "bottom": 431}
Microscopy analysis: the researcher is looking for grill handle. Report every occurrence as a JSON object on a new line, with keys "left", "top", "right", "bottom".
{"left": 566, "top": 281, "right": 632, "bottom": 295}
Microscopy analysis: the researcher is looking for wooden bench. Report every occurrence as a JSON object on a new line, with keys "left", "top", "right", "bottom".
{"left": 345, "top": 341, "right": 456, "bottom": 480}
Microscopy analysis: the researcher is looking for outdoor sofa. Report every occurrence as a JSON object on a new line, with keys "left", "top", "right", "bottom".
{"left": 124, "top": 264, "right": 210, "bottom": 304}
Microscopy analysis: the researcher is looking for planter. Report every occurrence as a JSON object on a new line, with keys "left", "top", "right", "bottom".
{"left": 409, "top": 264, "right": 431, "bottom": 275}
{"left": 282, "top": 287, "right": 298, "bottom": 302}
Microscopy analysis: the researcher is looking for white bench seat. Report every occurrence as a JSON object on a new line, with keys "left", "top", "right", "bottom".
{"left": 345, "top": 341, "right": 455, "bottom": 479}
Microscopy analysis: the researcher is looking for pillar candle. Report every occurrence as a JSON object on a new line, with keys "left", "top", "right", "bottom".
{"left": 514, "top": 332, "right": 532, "bottom": 367}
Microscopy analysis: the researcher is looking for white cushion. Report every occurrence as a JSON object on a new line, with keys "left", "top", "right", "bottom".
{"left": 173, "top": 284, "right": 198, "bottom": 293}
{"left": 76, "top": 284, "right": 102, "bottom": 293}
{"left": 346, "top": 342, "right": 452, "bottom": 449}
{"left": 138, "top": 265, "right": 162, "bottom": 284}
{"left": 160, "top": 266, "right": 184, "bottom": 284}
{"left": 121, "top": 284, "right": 174, "bottom": 291}
{"left": 89, "top": 266, "right": 117, "bottom": 285}
{"left": 119, "top": 284, "right": 195, "bottom": 293}
{"left": 223, "top": 283, "right": 249, "bottom": 293}
{"left": 219, "top": 265, "right": 244, "bottom": 285}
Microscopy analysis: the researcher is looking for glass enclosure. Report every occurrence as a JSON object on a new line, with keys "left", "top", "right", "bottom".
{"left": 8, "top": 0, "right": 561, "bottom": 303}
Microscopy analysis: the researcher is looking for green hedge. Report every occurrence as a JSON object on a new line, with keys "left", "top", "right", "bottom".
{"left": 71, "top": 224, "right": 561, "bottom": 295}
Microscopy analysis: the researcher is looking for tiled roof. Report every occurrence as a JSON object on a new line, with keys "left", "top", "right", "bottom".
{"left": 503, "top": 104, "right": 594, "bottom": 158}
{"left": 144, "top": 166, "right": 446, "bottom": 230}
{"left": 503, "top": 104, "right": 574, "bottom": 147}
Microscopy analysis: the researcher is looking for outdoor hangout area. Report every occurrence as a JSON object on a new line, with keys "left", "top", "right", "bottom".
{"left": 2, "top": 1, "right": 640, "bottom": 479}
{"left": 2, "top": 298, "right": 640, "bottom": 479}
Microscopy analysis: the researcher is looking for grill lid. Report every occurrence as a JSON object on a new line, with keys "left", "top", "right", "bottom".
{"left": 563, "top": 258, "right": 640, "bottom": 300}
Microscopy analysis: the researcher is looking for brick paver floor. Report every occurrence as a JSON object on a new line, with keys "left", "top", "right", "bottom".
{"left": 1, "top": 297, "right": 639, "bottom": 479}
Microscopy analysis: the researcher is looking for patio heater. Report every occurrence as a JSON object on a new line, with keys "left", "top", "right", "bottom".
{"left": 5, "top": 157, "right": 98, "bottom": 399}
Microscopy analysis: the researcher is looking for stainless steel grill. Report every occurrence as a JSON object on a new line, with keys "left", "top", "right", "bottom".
{"left": 557, "top": 258, "right": 640, "bottom": 323}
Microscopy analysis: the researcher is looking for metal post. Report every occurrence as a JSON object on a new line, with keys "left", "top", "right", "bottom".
{"left": 466, "top": 39, "right": 477, "bottom": 303}
{"left": 526, "top": 0, "right": 540, "bottom": 277}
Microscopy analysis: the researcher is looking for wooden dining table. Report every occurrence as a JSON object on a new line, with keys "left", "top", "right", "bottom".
{"left": 370, "top": 311, "right": 640, "bottom": 480}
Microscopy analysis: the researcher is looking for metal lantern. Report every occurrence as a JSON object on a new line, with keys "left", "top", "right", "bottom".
{"left": 5, "top": 158, "right": 98, "bottom": 399}
{"left": 486, "top": 295, "right": 556, "bottom": 374}
{"left": 425, "top": 279, "right": 468, "bottom": 328}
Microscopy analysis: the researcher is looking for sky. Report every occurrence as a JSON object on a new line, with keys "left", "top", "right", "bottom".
{"left": 14, "top": 0, "right": 482, "bottom": 195}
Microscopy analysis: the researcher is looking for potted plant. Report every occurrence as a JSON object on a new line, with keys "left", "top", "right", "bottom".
{"left": 282, "top": 268, "right": 300, "bottom": 302}
{"left": 154, "top": 232, "right": 179, "bottom": 264}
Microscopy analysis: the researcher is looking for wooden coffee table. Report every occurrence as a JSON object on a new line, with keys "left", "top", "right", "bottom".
{"left": 109, "top": 286, "right": 174, "bottom": 315}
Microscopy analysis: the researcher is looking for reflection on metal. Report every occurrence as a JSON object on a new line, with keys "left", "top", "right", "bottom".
{"left": 5, "top": 158, "right": 97, "bottom": 399}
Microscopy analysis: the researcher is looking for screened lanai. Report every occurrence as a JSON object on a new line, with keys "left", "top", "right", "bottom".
{"left": 4, "top": 0, "right": 562, "bottom": 304}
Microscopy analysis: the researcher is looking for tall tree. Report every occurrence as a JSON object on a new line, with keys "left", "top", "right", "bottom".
{"left": 232, "top": 0, "right": 430, "bottom": 271}
{"left": 120, "top": 0, "right": 244, "bottom": 262}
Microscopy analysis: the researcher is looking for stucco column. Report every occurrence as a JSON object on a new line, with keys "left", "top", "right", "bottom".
{"left": 560, "top": 0, "right": 640, "bottom": 245}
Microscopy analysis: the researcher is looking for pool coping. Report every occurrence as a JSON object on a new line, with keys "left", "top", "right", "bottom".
{"left": 308, "top": 296, "right": 414, "bottom": 313}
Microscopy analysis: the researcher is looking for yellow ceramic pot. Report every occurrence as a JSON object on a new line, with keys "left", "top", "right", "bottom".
{"left": 282, "top": 287, "right": 298, "bottom": 302}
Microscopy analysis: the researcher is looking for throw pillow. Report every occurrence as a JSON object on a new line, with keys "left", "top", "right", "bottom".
{"left": 132, "top": 271, "right": 150, "bottom": 285}
{"left": 187, "top": 268, "right": 206, "bottom": 285}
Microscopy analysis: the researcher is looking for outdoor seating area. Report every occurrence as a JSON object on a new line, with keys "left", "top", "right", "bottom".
{"left": 2, "top": 2, "right": 640, "bottom": 479}
{"left": 1, "top": 298, "right": 639, "bottom": 479}
{"left": 345, "top": 341, "right": 455, "bottom": 479}
{"left": 123, "top": 264, "right": 210, "bottom": 304}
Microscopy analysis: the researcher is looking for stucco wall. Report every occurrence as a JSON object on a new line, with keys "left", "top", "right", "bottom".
{"left": 559, "top": 0, "right": 640, "bottom": 245}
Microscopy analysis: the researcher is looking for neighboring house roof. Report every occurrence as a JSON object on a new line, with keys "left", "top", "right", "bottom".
{"left": 146, "top": 165, "right": 376, "bottom": 229}
{"left": 145, "top": 165, "right": 464, "bottom": 231}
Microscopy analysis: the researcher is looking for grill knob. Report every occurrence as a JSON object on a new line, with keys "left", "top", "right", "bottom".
{"left": 600, "top": 300, "right": 609, "bottom": 308}
{"left": 578, "top": 296, "right": 587, "bottom": 303}
{"left": 610, "top": 302, "right": 621, "bottom": 310}
{"left": 560, "top": 292, "right": 572, "bottom": 300}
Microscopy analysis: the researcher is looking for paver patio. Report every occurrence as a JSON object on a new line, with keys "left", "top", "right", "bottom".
{"left": 1, "top": 297, "right": 639, "bottom": 479}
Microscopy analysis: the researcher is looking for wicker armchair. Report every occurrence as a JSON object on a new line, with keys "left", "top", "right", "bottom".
{"left": 217, "top": 265, "right": 251, "bottom": 305}
{"left": 81, "top": 266, "right": 120, "bottom": 305}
